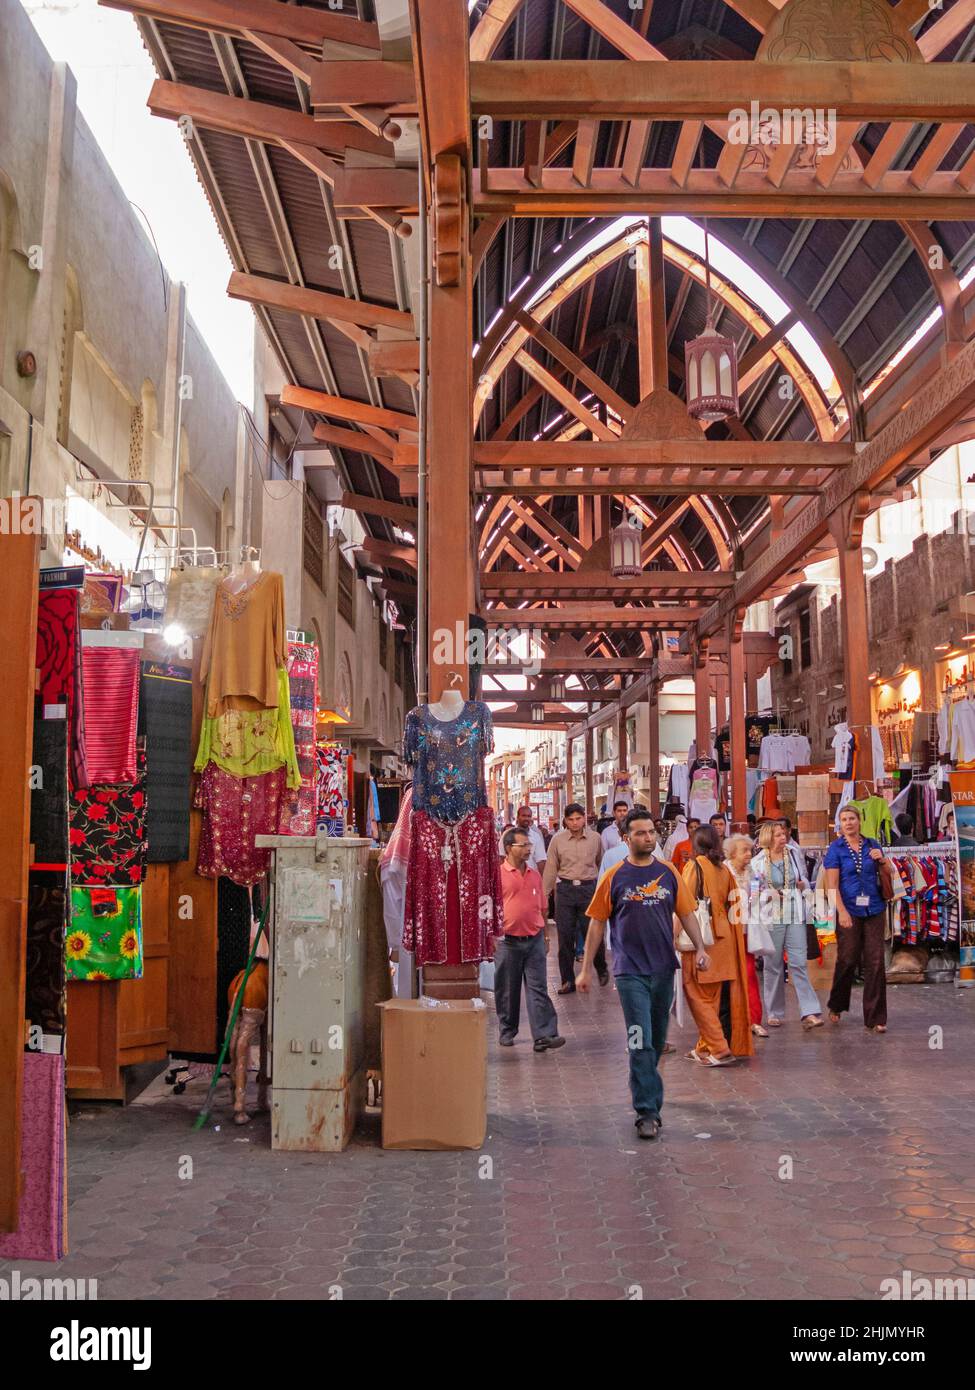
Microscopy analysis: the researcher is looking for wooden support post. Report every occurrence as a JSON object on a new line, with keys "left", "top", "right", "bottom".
{"left": 745, "top": 653, "right": 760, "bottom": 713}
{"left": 635, "top": 218, "right": 667, "bottom": 396}
{"left": 728, "top": 610, "right": 748, "bottom": 831}
{"left": 584, "top": 728, "right": 594, "bottom": 814}
{"left": 618, "top": 707, "right": 628, "bottom": 774}
{"left": 565, "top": 735, "right": 573, "bottom": 805}
{"left": 694, "top": 639, "right": 711, "bottom": 759}
{"left": 646, "top": 693, "right": 660, "bottom": 817}
{"left": 829, "top": 494, "right": 874, "bottom": 782}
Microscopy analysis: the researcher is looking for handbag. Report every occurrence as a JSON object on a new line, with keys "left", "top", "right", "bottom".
{"left": 747, "top": 916, "right": 775, "bottom": 956}
{"left": 677, "top": 859, "right": 715, "bottom": 952}
{"left": 877, "top": 856, "right": 895, "bottom": 904}
{"left": 806, "top": 921, "right": 821, "bottom": 961}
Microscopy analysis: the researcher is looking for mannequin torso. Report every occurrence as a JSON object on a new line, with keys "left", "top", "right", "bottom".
{"left": 428, "top": 689, "right": 466, "bottom": 722}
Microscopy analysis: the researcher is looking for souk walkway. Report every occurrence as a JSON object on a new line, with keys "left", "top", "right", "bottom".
{"left": 5, "top": 960, "right": 975, "bottom": 1301}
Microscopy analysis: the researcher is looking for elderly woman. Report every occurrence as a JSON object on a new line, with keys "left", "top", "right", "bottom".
{"left": 681, "top": 825, "right": 754, "bottom": 1065}
{"left": 724, "top": 833, "right": 768, "bottom": 1039}
{"left": 750, "top": 822, "right": 824, "bottom": 1030}
{"left": 823, "top": 804, "right": 889, "bottom": 1033}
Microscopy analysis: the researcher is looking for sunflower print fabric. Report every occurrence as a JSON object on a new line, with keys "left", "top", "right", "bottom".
{"left": 66, "top": 886, "right": 143, "bottom": 981}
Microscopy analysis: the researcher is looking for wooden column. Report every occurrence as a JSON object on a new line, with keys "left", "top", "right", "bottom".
{"left": 565, "top": 735, "right": 573, "bottom": 804}
{"left": 413, "top": 0, "right": 473, "bottom": 701}
{"left": 829, "top": 495, "right": 874, "bottom": 782}
{"left": 728, "top": 610, "right": 749, "bottom": 830}
{"left": 502, "top": 758, "right": 509, "bottom": 823}
{"left": 584, "top": 728, "right": 594, "bottom": 813}
{"left": 0, "top": 506, "right": 39, "bottom": 1231}
{"left": 693, "top": 638, "right": 711, "bottom": 759}
{"left": 745, "top": 654, "right": 760, "bottom": 714}
{"left": 646, "top": 693, "right": 661, "bottom": 816}
{"left": 617, "top": 707, "right": 628, "bottom": 773}
{"left": 714, "top": 671, "right": 729, "bottom": 732}
{"left": 635, "top": 218, "right": 668, "bottom": 395}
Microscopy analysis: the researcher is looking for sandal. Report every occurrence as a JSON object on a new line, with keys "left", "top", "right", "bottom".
{"left": 751, "top": 1024, "right": 770, "bottom": 1038}
{"left": 868, "top": 1024, "right": 887, "bottom": 1033}
{"left": 686, "top": 1049, "right": 708, "bottom": 1065}
{"left": 702, "top": 1052, "right": 737, "bottom": 1067}
{"left": 828, "top": 1011, "right": 841, "bottom": 1023}
{"left": 802, "top": 1015, "right": 825, "bottom": 1030}
{"left": 766, "top": 1017, "right": 783, "bottom": 1028}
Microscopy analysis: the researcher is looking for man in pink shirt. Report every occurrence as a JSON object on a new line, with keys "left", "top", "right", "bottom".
{"left": 495, "top": 829, "right": 566, "bottom": 1053}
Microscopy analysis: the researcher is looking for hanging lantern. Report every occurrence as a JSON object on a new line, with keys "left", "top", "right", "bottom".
{"left": 685, "top": 218, "right": 739, "bottom": 423}
{"left": 549, "top": 675, "right": 565, "bottom": 701}
{"left": 531, "top": 704, "right": 545, "bottom": 723}
{"left": 610, "top": 512, "right": 643, "bottom": 578}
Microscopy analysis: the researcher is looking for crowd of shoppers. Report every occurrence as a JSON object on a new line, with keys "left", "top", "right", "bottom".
{"left": 494, "top": 793, "right": 902, "bottom": 1140}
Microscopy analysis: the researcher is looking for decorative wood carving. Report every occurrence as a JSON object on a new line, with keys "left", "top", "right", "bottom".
{"left": 433, "top": 152, "right": 464, "bottom": 287}
{"left": 757, "top": 0, "right": 922, "bottom": 64}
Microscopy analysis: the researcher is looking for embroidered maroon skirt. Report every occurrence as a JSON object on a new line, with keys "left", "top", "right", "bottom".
{"left": 403, "top": 805, "right": 503, "bottom": 966}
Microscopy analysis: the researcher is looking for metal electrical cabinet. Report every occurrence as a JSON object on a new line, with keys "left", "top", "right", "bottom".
{"left": 257, "top": 834, "right": 371, "bottom": 1152}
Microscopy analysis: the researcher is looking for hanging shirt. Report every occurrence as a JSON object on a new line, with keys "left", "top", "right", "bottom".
{"left": 846, "top": 796, "right": 893, "bottom": 845}
{"left": 832, "top": 724, "right": 855, "bottom": 778}
{"left": 200, "top": 572, "right": 287, "bottom": 717}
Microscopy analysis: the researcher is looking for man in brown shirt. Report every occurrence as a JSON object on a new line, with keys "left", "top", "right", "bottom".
{"left": 543, "top": 803, "right": 607, "bottom": 993}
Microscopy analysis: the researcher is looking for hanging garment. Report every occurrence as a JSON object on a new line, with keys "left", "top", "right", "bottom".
{"left": 845, "top": 795, "right": 894, "bottom": 845}
{"left": 162, "top": 563, "right": 223, "bottom": 638}
{"left": 66, "top": 885, "right": 143, "bottom": 981}
{"left": 668, "top": 763, "right": 689, "bottom": 812}
{"left": 201, "top": 571, "right": 287, "bottom": 717}
{"left": 403, "top": 805, "right": 502, "bottom": 965}
{"left": 832, "top": 724, "right": 855, "bottom": 778}
{"left": 80, "top": 640, "right": 141, "bottom": 783}
{"left": 404, "top": 700, "right": 493, "bottom": 823}
{"left": 68, "top": 746, "right": 147, "bottom": 887}
{"left": 758, "top": 734, "right": 810, "bottom": 773}
{"left": 30, "top": 718, "right": 69, "bottom": 864}
{"left": 316, "top": 742, "right": 349, "bottom": 828}
{"left": 195, "top": 665, "right": 300, "bottom": 787}
{"left": 36, "top": 586, "right": 88, "bottom": 787}
{"left": 0, "top": 1053, "right": 66, "bottom": 1261}
{"left": 25, "top": 868, "right": 69, "bottom": 1038}
{"left": 195, "top": 763, "right": 287, "bottom": 886}
{"left": 280, "top": 640, "right": 319, "bottom": 836}
{"left": 688, "top": 757, "right": 719, "bottom": 821}
{"left": 139, "top": 659, "right": 192, "bottom": 863}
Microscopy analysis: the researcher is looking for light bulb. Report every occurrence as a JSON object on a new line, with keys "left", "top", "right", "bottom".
{"left": 163, "top": 623, "right": 187, "bottom": 647}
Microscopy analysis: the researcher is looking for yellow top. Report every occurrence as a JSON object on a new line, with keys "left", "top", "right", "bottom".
{"left": 201, "top": 571, "right": 287, "bottom": 717}
{"left": 195, "top": 665, "right": 301, "bottom": 789}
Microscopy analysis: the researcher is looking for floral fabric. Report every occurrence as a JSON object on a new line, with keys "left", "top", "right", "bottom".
{"left": 66, "top": 885, "right": 143, "bottom": 981}
{"left": 194, "top": 665, "right": 300, "bottom": 787}
{"left": 403, "top": 700, "right": 493, "bottom": 824}
{"left": 69, "top": 747, "right": 147, "bottom": 886}
{"left": 194, "top": 763, "right": 287, "bottom": 887}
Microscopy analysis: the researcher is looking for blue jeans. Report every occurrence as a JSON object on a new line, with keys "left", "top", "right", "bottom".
{"left": 615, "top": 972, "right": 675, "bottom": 1120}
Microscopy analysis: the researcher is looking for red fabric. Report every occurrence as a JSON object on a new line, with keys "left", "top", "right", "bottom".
{"left": 746, "top": 951, "right": 763, "bottom": 1026}
{"left": 36, "top": 588, "right": 88, "bottom": 787}
{"left": 403, "top": 805, "right": 502, "bottom": 966}
{"left": 194, "top": 764, "right": 287, "bottom": 887}
{"left": 80, "top": 646, "right": 140, "bottom": 783}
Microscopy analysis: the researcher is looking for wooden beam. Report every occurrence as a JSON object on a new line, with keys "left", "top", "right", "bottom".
{"left": 329, "top": 167, "right": 420, "bottom": 211}
{"left": 483, "top": 571, "right": 735, "bottom": 597}
{"left": 514, "top": 351, "right": 616, "bottom": 439}
{"left": 312, "top": 422, "right": 393, "bottom": 463}
{"left": 228, "top": 270, "right": 413, "bottom": 333}
{"left": 358, "top": 537, "right": 417, "bottom": 571}
{"left": 310, "top": 60, "right": 415, "bottom": 108}
{"left": 476, "top": 475, "right": 821, "bottom": 497}
{"left": 487, "top": 657, "right": 649, "bottom": 674}
{"left": 367, "top": 338, "right": 420, "bottom": 376}
{"left": 283, "top": 384, "right": 416, "bottom": 433}
{"left": 242, "top": 31, "right": 315, "bottom": 83}
{"left": 484, "top": 607, "right": 704, "bottom": 628}
{"left": 522, "top": 121, "right": 546, "bottom": 186}
{"left": 470, "top": 61, "right": 975, "bottom": 122}
{"left": 99, "top": 0, "right": 380, "bottom": 48}
{"left": 147, "top": 78, "right": 387, "bottom": 156}
{"left": 572, "top": 118, "right": 599, "bottom": 186}
{"left": 469, "top": 440, "right": 854, "bottom": 468}
{"left": 671, "top": 120, "right": 703, "bottom": 187}
{"left": 635, "top": 222, "right": 667, "bottom": 395}
{"left": 561, "top": 0, "right": 666, "bottom": 62}
{"left": 469, "top": 0, "right": 528, "bottom": 62}
{"left": 510, "top": 308, "right": 631, "bottom": 418}
{"left": 473, "top": 166, "right": 973, "bottom": 218}
{"left": 340, "top": 492, "right": 417, "bottom": 527}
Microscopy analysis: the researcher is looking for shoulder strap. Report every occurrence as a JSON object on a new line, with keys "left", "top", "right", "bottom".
{"left": 695, "top": 857, "right": 705, "bottom": 900}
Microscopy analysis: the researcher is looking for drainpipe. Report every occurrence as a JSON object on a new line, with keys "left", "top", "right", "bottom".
{"left": 416, "top": 162, "right": 429, "bottom": 704}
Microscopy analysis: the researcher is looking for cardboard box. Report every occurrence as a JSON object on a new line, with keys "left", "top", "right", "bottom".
{"left": 796, "top": 774, "right": 830, "bottom": 813}
{"left": 380, "top": 999, "right": 487, "bottom": 1150}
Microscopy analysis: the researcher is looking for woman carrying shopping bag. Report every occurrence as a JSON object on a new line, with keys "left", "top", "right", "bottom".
{"left": 681, "top": 825, "right": 754, "bottom": 1066}
{"left": 750, "top": 822, "right": 824, "bottom": 1031}
{"left": 724, "top": 832, "right": 769, "bottom": 1038}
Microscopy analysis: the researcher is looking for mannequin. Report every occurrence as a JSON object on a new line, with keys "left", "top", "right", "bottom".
{"left": 224, "top": 547, "right": 263, "bottom": 596}
{"left": 428, "top": 688, "right": 466, "bottom": 722}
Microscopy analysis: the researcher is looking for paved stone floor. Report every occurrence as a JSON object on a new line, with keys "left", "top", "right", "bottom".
{"left": 4, "top": 959, "right": 975, "bottom": 1301}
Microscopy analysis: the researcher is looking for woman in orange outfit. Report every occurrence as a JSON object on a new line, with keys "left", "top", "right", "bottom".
{"left": 681, "top": 825, "right": 755, "bottom": 1066}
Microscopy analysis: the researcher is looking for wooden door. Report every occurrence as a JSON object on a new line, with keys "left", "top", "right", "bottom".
{"left": 0, "top": 512, "right": 40, "bottom": 1229}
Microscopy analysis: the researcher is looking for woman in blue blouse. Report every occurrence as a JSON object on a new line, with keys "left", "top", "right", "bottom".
{"left": 823, "top": 805, "right": 889, "bottom": 1033}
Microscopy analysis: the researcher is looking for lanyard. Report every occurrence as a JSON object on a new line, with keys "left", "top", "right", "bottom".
{"left": 845, "top": 837, "right": 869, "bottom": 892}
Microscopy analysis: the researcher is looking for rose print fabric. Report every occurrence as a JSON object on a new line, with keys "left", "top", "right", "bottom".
{"left": 35, "top": 586, "right": 88, "bottom": 788}
{"left": 66, "top": 885, "right": 143, "bottom": 981}
{"left": 69, "top": 747, "right": 147, "bottom": 886}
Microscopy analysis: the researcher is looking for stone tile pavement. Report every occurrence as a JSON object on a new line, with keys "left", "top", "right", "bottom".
{"left": 3, "top": 958, "right": 975, "bottom": 1301}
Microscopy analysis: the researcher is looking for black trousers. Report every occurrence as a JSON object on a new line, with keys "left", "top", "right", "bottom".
{"left": 555, "top": 880, "right": 605, "bottom": 987}
{"left": 494, "top": 932, "right": 559, "bottom": 1042}
{"left": 828, "top": 911, "right": 887, "bottom": 1028}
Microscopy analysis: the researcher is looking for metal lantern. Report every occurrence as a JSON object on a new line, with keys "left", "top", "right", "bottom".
{"left": 610, "top": 513, "right": 643, "bottom": 578}
{"left": 549, "top": 675, "right": 565, "bottom": 701}
{"left": 685, "top": 219, "right": 739, "bottom": 423}
{"left": 531, "top": 704, "right": 545, "bottom": 723}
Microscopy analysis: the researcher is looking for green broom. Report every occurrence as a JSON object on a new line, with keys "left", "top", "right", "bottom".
{"left": 192, "top": 892, "right": 271, "bottom": 1131}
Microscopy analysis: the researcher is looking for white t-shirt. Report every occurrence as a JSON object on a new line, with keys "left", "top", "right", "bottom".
{"left": 601, "top": 823, "right": 623, "bottom": 856}
{"left": 498, "top": 823, "right": 547, "bottom": 871}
